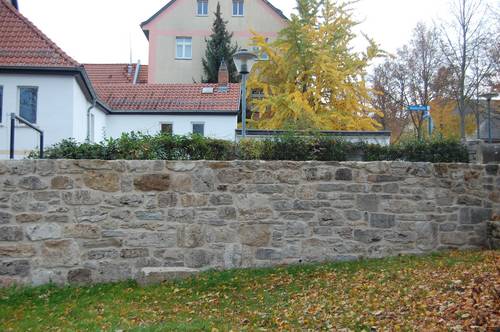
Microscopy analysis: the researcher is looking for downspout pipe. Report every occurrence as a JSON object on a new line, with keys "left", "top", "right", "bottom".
{"left": 86, "top": 100, "right": 96, "bottom": 142}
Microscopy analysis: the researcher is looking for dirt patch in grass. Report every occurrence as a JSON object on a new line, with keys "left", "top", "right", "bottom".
{"left": 0, "top": 250, "right": 498, "bottom": 331}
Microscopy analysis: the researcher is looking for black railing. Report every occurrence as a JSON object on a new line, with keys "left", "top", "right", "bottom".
{"left": 10, "top": 113, "right": 44, "bottom": 159}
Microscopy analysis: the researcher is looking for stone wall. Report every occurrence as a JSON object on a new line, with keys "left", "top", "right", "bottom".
{"left": 0, "top": 160, "right": 498, "bottom": 286}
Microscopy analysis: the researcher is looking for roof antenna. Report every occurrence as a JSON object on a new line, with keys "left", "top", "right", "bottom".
{"left": 11, "top": 0, "right": 19, "bottom": 10}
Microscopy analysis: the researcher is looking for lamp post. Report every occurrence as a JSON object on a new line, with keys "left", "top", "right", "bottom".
{"left": 479, "top": 92, "right": 498, "bottom": 144}
{"left": 233, "top": 49, "right": 258, "bottom": 138}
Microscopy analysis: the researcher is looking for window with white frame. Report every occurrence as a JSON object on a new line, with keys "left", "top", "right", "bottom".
{"left": 19, "top": 86, "right": 38, "bottom": 124}
{"left": 176, "top": 37, "right": 192, "bottom": 59}
{"left": 232, "top": 0, "right": 244, "bottom": 16}
{"left": 252, "top": 38, "right": 269, "bottom": 60}
{"left": 0, "top": 86, "right": 3, "bottom": 123}
{"left": 192, "top": 122, "right": 205, "bottom": 136}
{"left": 197, "top": 0, "right": 208, "bottom": 16}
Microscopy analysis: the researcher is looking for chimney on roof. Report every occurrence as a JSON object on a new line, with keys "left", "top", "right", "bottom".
{"left": 11, "top": 0, "right": 19, "bottom": 9}
{"left": 218, "top": 59, "right": 229, "bottom": 86}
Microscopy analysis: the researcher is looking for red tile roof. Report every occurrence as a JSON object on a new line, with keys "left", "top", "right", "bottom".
{"left": 95, "top": 83, "right": 240, "bottom": 112}
{"left": 84, "top": 63, "right": 148, "bottom": 85}
{"left": 0, "top": 0, "right": 79, "bottom": 67}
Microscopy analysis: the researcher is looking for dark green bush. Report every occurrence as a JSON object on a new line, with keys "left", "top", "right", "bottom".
{"left": 31, "top": 132, "right": 469, "bottom": 163}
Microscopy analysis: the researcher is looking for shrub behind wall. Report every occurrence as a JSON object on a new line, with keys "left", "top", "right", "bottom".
{"left": 31, "top": 132, "right": 469, "bottom": 163}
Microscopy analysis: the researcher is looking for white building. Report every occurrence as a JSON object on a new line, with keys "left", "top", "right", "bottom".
{"left": 0, "top": 0, "right": 240, "bottom": 159}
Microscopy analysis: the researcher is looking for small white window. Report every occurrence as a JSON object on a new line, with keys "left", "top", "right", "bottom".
{"left": 19, "top": 86, "right": 38, "bottom": 124}
{"left": 232, "top": 0, "right": 244, "bottom": 16}
{"left": 197, "top": 0, "right": 208, "bottom": 16}
{"left": 176, "top": 37, "right": 193, "bottom": 59}
{"left": 192, "top": 123, "right": 205, "bottom": 136}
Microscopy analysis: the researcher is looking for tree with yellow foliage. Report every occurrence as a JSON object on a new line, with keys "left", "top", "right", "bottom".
{"left": 247, "top": 0, "right": 382, "bottom": 131}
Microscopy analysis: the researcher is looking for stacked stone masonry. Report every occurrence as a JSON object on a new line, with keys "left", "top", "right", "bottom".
{"left": 0, "top": 160, "right": 498, "bottom": 286}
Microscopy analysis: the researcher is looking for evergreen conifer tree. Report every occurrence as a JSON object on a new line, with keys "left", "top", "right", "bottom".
{"left": 202, "top": 2, "right": 238, "bottom": 83}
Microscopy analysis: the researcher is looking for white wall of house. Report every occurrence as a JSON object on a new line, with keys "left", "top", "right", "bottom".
{"left": 0, "top": 73, "right": 92, "bottom": 159}
{"left": 106, "top": 114, "right": 237, "bottom": 141}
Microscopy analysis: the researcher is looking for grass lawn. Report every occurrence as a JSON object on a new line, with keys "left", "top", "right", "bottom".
{"left": 0, "top": 250, "right": 498, "bottom": 331}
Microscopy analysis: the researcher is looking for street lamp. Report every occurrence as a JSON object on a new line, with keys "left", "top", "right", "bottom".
{"left": 233, "top": 49, "right": 258, "bottom": 138}
{"left": 479, "top": 92, "right": 499, "bottom": 144}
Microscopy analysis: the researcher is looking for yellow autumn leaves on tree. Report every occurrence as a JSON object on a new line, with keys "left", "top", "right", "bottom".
{"left": 247, "top": 0, "right": 382, "bottom": 131}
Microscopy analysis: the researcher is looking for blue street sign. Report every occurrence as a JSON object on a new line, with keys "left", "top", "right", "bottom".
{"left": 407, "top": 105, "right": 430, "bottom": 112}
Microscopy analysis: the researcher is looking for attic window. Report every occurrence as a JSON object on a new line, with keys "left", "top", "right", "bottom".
{"left": 202, "top": 87, "right": 214, "bottom": 94}
{"left": 232, "top": 0, "right": 244, "bottom": 16}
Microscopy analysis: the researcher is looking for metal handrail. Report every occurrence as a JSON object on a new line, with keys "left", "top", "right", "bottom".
{"left": 10, "top": 113, "right": 44, "bottom": 159}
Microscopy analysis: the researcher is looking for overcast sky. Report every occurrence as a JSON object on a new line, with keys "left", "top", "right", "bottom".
{"left": 16, "top": 0, "right": 496, "bottom": 65}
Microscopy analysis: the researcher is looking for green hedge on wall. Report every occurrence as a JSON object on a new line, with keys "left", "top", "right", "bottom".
{"left": 30, "top": 132, "right": 469, "bottom": 163}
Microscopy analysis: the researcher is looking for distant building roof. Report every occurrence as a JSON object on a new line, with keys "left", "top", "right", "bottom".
{"left": 0, "top": 0, "right": 79, "bottom": 68}
{"left": 84, "top": 63, "right": 148, "bottom": 85}
{"left": 95, "top": 83, "right": 240, "bottom": 113}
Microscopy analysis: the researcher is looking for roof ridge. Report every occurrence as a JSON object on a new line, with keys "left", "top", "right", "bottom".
{"left": 141, "top": 0, "right": 288, "bottom": 30}
{"left": 0, "top": 0, "right": 79, "bottom": 67}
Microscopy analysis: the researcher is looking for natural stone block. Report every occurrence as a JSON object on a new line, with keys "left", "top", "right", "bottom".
{"left": 384, "top": 231, "right": 416, "bottom": 243}
{"left": 280, "top": 212, "right": 315, "bottom": 221}
{"left": 109, "top": 210, "right": 132, "bottom": 220}
{"left": 317, "top": 183, "right": 345, "bottom": 192}
{"left": 470, "top": 208, "right": 492, "bottom": 224}
{"left": 368, "top": 175, "right": 403, "bottom": 183}
{"left": 335, "top": 168, "right": 353, "bottom": 181}
{"left": 166, "top": 161, "right": 196, "bottom": 172}
{"left": 87, "top": 249, "right": 120, "bottom": 260}
{"left": 135, "top": 210, "right": 164, "bottom": 220}
{"left": 44, "top": 214, "right": 69, "bottom": 223}
{"left": 138, "top": 267, "right": 199, "bottom": 286}
{"left": 440, "top": 232, "right": 467, "bottom": 246}
{"left": 125, "top": 232, "right": 176, "bottom": 248}
{"left": 370, "top": 214, "right": 395, "bottom": 228}
{"left": 0, "top": 211, "right": 12, "bottom": 224}
{"left": 255, "top": 248, "right": 281, "bottom": 260}
{"left": 207, "top": 228, "right": 236, "bottom": 243}
{"left": 39, "top": 240, "right": 80, "bottom": 267}
{"left": 26, "top": 224, "right": 62, "bottom": 241}
{"left": 106, "top": 194, "right": 144, "bottom": 207}
{"left": 168, "top": 209, "right": 195, "bottom": 223}
{"left": 170, "top": 174, "right": 192, "bottom": 192}
{"left": 64, "top": 224, "right": 99, "bottom": 239}
{"left": 217, "top": 206, "right": 237, "bottom": 220}
{"left": 82, "top": 238, "right": 122, "bottom": 249}
{"left": 158, "top": 192, "right": 178, "bottom": 208}
{"left": 319, "top": 209, "right": 345, "bottom": 226}
{"left": 32, "top": 269, "right": 66, "bottom": 286}
{"left": 134, "top": 174, "right": 170, "bottom": 191}
{"left": 0, "top": 245, "right": 36, "bottom": 258}
{"left": 0, "top": 226, "right": 23, "bottom": 241}
{"left": 353, "top": 229, "right": 383, "bottom": 244}
{"left": 83, "top": 172, "right": 120, "bottom": 192}
{"left": 94, "top": 262, "right": 132, "bottom": 283}
{"left": 239, "top": 225, "right": 270, "bottom": 247}
{"left": 0, "top": 260, "right": 30, "bottom": 276}
{"left": 121, "top": 248, "right": 149, "bottom": 259}
{"left": 356, "top": 194, "right": 380, "bottom": 212}
{"left": 62, "top": 190, "right": 101, "bottom": 205}
{"left": 184, "top": 249, "right": 212, "bottom": 268}
{"left": 177, "top": 225, "right": 205, "bottom": 248}
{"left": 18, "top": 176, "right": 48, "bottom": 190}
{"left": 51, "top": 176, "right": 74, "bottom": 189}
{"left": 180, "top": 194, "right": 208, "bottom": 207}
{"left": 68, "top": 269, "right": 92, "bottom": 284}
{"left": 416, "top": 222, "right": 438, "bottom": 250}
{"left": 192, "top": 168, "right": 215, "bottom": 192}
{"left": 344, "top": 210, "right": 363, "bottom": 221}
{"left": 285, "top": 221, "right": 307, "bottom": 237}
{"left": 209, "top": 193, "right": 233, "bottom": 206}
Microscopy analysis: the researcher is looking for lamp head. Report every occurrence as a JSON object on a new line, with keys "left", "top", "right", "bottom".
{"left": 233, "top": 49, "right": 258, "bottom": 75}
